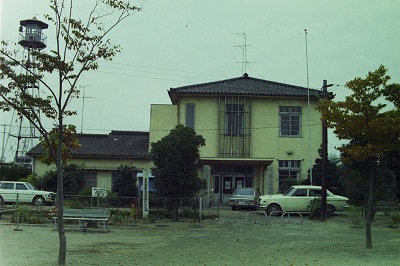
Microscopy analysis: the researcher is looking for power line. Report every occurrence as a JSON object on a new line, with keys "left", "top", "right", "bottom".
{"left": 102, "top": 61, "right": 231, "bottom": 79}
{"left": 95, "top": 70, "right": 211, "bottom": 83}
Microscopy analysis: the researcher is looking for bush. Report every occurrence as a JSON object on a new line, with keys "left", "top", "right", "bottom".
{"left": 110, "top": 209, "right": 131, "bottom": 224}
{"left": 112, "top": 165, "right": 138, "bottom": 197}
{"left": 41, "top": 163, "right": 85, "bottom": 194}
{"left": 11, "top": 204, "right": 46, "bottom": 224}
{"left": 391, "top": 212, "right": 400, "bottom": 224}
{"left": 0, "top": 163, "right": 31, "bottom": 181}
{"left": 307, "top": 197, "right": 321, "bottom": 220}
{"left": 348, "top": 205, "right": 363, "bottom": 228}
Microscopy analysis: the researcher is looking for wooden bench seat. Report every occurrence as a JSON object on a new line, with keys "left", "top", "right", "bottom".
{"left": 53, "top": 208, "right": 111, "bottom": 232}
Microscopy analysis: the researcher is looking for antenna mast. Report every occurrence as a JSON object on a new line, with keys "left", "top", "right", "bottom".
{"left": 79, "top": 85, "right": 94, "bottom": 133}
{"left": 233, "top": 33, "right": 253, "bottom": 74}
{"left": 304, "top": 29, "right": 313, "bottom": 185}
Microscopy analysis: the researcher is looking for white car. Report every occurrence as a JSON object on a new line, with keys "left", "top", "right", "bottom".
{"left": 259, "top": 185, "right": 349, "bottom": 215}
{"left": 0, "top": 181, "right": 56, "bottom": 206}
{"left": 229, "top": 188, "right": 260, "bottom": 211}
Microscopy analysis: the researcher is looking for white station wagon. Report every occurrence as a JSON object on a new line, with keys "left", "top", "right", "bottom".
{"left": 0, "top": 181, "right": 56, "bottom": 206}
{"left": 259, "top": 185, "right": 349, "bottom": 215}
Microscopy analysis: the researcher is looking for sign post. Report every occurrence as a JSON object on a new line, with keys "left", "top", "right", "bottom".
{"left": 142, "top": 170, "right": 149, "bottom": 218}
{"left": 92, "top": 187, "right": 107, "bottom": 208}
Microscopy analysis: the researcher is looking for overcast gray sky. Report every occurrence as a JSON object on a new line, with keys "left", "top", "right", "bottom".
{"left": 1, "top": 0, "right": 399, "bottom": 161}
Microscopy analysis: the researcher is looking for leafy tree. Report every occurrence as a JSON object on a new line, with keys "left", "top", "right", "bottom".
{"left": 0, "top": 1, "right": 140, "bottom": 264}
{"left": 0, "top": 163, "right": 31, "bottom": 181}
{"left": 317, "top": 65, "right": 400, "bottom": 249}
{"left": 41, "top": 163, "right": 85, "bottom": 195}
{"left": 112, "top": 164, "right": 138, "bottom": 197}
{"left": 150, "top": 125, "right": 206, "bottom": 222}
{"left": 340, "top": 140, "right": 398, "bottom": 207}
{"left": 304, "top": 147, "right": 344, "bottom": 195}
{"left": 39, "top": 125, "right": 80, "bottom": 166}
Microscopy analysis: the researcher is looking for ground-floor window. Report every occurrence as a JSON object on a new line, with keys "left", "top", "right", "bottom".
{"left": 84, "top": 170, "right": 97, "bottom": 187}
{"left": 278, "top": 160, "right": 301, "bottom": 192}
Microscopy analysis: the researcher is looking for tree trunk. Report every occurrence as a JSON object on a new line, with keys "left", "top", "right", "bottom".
{"left": 173, "top": 198, "right": 179, "bottom": 222}
{"left": 57, "top": 120, "right": 67, "bottom": 265}
{"left": 365, "top": 161, "right": 377, "bottom": 249}
{"left": 57, "top": 180, "right": 66, "bottom": 265}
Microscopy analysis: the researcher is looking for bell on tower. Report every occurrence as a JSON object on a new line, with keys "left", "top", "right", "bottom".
{"left": 18, "top": 16, "right": 48, "bottom": 49}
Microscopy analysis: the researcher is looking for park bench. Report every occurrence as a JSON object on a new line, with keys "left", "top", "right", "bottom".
{"left": 53, "top": 208, "right": 111, "bottom": 232}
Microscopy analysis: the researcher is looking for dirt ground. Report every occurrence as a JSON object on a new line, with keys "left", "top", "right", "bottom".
{"left": 0, "top": 207, "right": 399, "bottom": 266}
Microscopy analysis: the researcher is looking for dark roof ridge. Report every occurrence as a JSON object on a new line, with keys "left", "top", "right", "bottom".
{"left": 110, "top": 130, "right": 149, "bottom": 136}
{"left": 169, "top": 75, "right": 247, "bottom": 91}
{"left": 169, "top": 73, "right": 319, "bottom": 92}
{"left": 78, "top": 133, "right": 108, "bottom": 138}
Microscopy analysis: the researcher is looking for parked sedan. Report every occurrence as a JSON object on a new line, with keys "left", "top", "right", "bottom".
{"left": 259, "top": 185, "right": 349, "bottom": 215}
{"left": 0, "top": 181, "right": 56, "bottom": 206}
{"left": 229, "top": 188, "right": 260, "bottom": 211}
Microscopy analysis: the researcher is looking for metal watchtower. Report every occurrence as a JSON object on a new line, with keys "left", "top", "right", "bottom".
{"left": 5, "top": 17, "right": 48, "bottom": 164}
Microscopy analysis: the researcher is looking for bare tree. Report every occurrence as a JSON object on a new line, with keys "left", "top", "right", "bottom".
{"left": 0, "top": 1, "right": 140, "bottom": 264}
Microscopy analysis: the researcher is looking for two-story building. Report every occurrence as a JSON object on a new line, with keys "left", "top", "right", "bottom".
{"left": 150, "top": 73, "right": 323, "bottom": 204}
{"left": 29, "top": 73, "right": 324, "bottom": 204}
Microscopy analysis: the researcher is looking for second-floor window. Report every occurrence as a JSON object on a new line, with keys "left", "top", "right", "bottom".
{"left": 185, "top": 103, "right": 195, "bottom": 129}
{"left": 225, "top": 104, "right": 244, "bottom": 136}
{"left": 279, "top": 106, "right": 302, "bottom": 136}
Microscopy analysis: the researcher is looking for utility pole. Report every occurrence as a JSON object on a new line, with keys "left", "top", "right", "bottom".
{"left": 321, "top": 80, "right": 332, "bottom": 222}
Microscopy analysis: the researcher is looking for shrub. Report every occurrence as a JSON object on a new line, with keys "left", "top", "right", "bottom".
{"left": 348, "top": 205, "right": 363, "bottom": 228}
{"left": 390, "top": 212, "right": 400, "bottom": 224}
{"left": 11, "top": 204, "right": 46, "bottom": 224}
{"left": 307, "top": 197, "right": 321, "bottom": 220}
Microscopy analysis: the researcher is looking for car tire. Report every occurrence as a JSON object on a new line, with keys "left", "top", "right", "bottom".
{"left": 267, "top": 203, "right": 281, "bottom": 214}
{"left": 33, "top": 196, "right": 45, "bottom": 206}
{"left": 326, "top": 204, "right": 335, "bottom": 216}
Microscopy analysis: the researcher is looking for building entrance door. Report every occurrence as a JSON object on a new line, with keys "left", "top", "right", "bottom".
{"left": 221, "top": 175, "right": 250, "bottom": 204}
{"left": 213, "top": 164, "right": 255, "bottom": 205}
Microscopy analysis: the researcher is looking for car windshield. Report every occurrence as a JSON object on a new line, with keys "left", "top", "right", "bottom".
{"left": 283, "top": 187, "right": 296, "bottom": 196}
{"left": 234, "top": 189, "right": 254, "bottom": 196}
{"left": 25, "top": 183, "right": 37, "bottom": 190}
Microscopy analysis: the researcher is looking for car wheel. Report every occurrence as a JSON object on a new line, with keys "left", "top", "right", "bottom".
{"left": 267, "top": 203, "right": 281, "bottom": 214}
{"left": 33, "top": 196, "right": 45, "bottom": 206}
{"left": 326, "top": 204, "right": 335, "bottom": 216}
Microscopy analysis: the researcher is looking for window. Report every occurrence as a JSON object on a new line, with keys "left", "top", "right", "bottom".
{"left": 309, "top": 189, "right": 322, "bottom": 197}
{"left": 16, "top": 184, "right": 28, "bottom": 190}
{"left": 185, "top": 104, "right": 195, "bottom": 129}
{"left": 0, "top": 183, "right": 14, "bottom": 189}
{"left": 225, "top": 104, "right": 244, "bottom": 136}
{"left": 292, "top": 189, "right": 307, "bottom": 197}
{"left": 84, "top": 171, "right": 97, "bottom": 187}
{"left": 279, "top": 106, "right": 302, "bottom": 136}
{"left": 278, "top": 160, "right": 301, "bottom": 192}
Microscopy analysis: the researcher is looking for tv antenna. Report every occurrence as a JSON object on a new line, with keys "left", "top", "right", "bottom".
{"left": 232, "top": 33, "right": 254, "bottom": 74}
{"left": 79, "top": 85, "right": 95, "bottom": 133}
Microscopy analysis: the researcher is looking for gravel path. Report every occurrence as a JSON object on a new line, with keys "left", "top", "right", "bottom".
{"left": 0, "top": 207, "right": 399, "bottom": 265}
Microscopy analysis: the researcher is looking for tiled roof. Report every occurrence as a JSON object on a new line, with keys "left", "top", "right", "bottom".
{"left": 168, "top": 73, "right": 323, "bottom": 104}
{"left": 28, "top": 131, "right": 149, "bottom": 159}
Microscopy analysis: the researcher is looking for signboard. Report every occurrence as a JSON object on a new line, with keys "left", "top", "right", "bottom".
{"left": 92, "top": 187, "right": 107, "bottom": 198}
{"left": 142, "top": 176, "right": 149, "bottom": 217}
